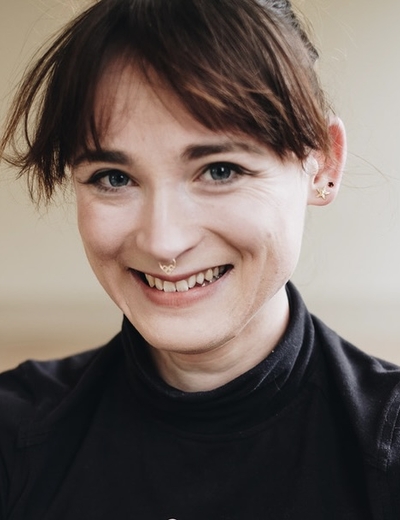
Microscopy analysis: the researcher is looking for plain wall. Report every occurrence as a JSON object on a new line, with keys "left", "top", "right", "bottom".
{"left": 1, "top": 0, "right": 399, "bottom": 371}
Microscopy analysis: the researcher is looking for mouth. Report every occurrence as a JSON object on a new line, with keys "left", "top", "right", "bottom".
{"left": 136, "top": 265, "right": 231, "bottom": 293}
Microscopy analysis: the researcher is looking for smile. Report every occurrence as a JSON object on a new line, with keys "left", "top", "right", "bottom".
{"left": 143, "top": 265, "right": 228, "bottom": 293}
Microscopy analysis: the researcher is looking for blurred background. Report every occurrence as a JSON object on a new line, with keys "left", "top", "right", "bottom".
{"left": 1, "top": 0, "right": 399, "bottom": 371}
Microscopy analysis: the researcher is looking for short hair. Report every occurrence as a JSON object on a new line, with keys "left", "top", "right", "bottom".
{"left": 0, "top": 0, "right": 332, "bottom": 203}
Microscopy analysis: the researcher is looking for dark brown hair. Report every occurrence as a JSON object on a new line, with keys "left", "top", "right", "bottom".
{"left": 0, "top": 0, "right": 331, "bottom": 203}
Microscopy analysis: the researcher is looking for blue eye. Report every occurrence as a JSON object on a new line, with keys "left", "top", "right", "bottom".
{"left": 208, "top": 164, "right": 233, "bottom": 181}
{"left": 85, "top": 169, "right": 132, "bottom": 191}
{"left": 203, "top": 162, "right": 245, "bottom": 183}
{"left": 106, "top": 171, "right": 130, "bottom": 187}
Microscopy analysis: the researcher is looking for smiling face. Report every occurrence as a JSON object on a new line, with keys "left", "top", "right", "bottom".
{"left": 72, "top": 63, "right": 316, "bottom": 382}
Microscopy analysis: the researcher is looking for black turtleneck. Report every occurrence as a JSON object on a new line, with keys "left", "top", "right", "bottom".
{"left": 1, "top": 283, "right": 400, "bottom": 520}
{"left": 121, "top": 283, "right": 315, "bottom": 435}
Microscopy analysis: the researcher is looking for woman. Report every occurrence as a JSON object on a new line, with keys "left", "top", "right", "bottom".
{"left": 0, "top": 0, "right": 399, "bottom": 518}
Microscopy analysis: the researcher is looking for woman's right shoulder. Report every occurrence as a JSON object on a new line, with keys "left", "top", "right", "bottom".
{"left": 0, "top": 333, "right": 122, "bottom": 431}
{"left": 0, "top": 335, "right": 122, "bottom": 515}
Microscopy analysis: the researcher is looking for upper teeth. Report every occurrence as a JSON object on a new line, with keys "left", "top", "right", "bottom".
{"left": 145, "top": 266, "right": 225, "bottom": 292}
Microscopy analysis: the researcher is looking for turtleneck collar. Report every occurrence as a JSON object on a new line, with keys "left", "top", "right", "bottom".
{"left": 121, "top": 282, "right": 316, "bottom": 435}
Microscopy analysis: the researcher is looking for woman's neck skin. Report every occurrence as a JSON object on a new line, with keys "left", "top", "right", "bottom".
{"left": 148, "top": 287, "right": 290, "bottom": 392}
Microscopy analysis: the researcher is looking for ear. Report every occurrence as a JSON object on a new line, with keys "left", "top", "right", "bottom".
{"left": 306, "top": 116, "right": 347, "bottom": 206}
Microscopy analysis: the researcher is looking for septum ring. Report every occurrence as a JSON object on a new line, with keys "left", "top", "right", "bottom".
{"left": 158, "top": 258, "right": 177, "bottom": 275}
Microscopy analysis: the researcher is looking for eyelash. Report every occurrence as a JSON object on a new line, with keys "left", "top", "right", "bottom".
{"left": 84, "top": 169, "right": 133, "bottom": 192}
{"left": 83, "top": 161, "right": 250, "bottom": 193}
{"left": 200, "top": 162, "right": 249, "bottom": 184}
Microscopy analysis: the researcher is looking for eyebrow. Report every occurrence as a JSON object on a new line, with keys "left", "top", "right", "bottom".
{"left": 72, "top": 140, "right": 265, "bottom": 167}
{"left": 180, "top": 141, "right": 265, "bottom": 161}
{"left": 72, "top": 150, "right": 131, "bottom": 168}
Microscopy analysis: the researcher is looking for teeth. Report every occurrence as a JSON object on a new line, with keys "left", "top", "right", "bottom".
{"left": 188, "top": 275, "right": 196, "bottom": 288}
{"left": 196, "top": 272, "right": 205, "bottom": 284}
{"left": 176, "top": 280, "right": 189, "bottom": 292}
{"left": 144, "top": 266, "right": 226, "bottom": 292}
{"left": 205, "top": 269, "right": 213, "bottom": 282}
{"left": 163, "top": 281, "right": 176, "bottom": 293}
{"left": 146, "top": 274, "right": 155, "bottom": 288}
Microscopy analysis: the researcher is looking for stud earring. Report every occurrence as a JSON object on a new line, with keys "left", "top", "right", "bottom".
{"left": 158, "top": 258, "right": 177, "bottom": 275}
{"left": 316, "top": 185, "right": 332, "bottom": 200}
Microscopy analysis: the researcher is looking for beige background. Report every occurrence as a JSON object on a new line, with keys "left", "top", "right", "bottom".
{"left": 1, "top": 0, "right": 399, "bottom": 371}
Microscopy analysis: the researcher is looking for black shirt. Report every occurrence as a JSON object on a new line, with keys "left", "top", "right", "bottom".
{"left": 1, "top": 284, "right": 400, "bottom": 519}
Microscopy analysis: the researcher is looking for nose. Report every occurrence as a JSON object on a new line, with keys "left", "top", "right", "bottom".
{"left": 135, "top": 186, "right": 199, "bottom": 264}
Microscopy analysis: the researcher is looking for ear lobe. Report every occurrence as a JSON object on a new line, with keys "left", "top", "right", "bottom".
{"left": 307, "top": 116, "right": 347, "bottom": 206}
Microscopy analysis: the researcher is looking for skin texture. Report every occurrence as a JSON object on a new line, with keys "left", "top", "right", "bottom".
{"left": 72, "top": 64, "right": 346, "bottom": 392}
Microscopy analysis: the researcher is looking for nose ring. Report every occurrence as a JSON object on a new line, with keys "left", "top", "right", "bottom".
{"left": 158, "top": 258, "right": 177, "bottom": 275}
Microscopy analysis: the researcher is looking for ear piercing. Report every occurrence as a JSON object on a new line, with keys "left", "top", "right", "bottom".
{"left": 158, "top": 258, "right": 177, "bottom": 274}
{"left": 316, "top": 183, "right": 334, "bottom": 200}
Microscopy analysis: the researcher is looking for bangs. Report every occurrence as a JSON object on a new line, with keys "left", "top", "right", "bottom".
{"left": 1, "top": 0, "right": 331, "bottom": 202}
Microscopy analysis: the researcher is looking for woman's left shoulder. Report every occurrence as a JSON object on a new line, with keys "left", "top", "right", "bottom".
{"left": 312, "top": 313, "right": 400, "bottom": 398}
{"left": 312, "top": 314, "right": 400, "bottom": 503}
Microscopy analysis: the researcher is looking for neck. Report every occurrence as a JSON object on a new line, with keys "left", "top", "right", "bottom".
{"left": 149, "top": 289, "right": 290, "bottom": 392}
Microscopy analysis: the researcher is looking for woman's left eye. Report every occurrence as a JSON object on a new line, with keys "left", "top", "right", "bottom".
{"left": 201, "top": 162, "right": 244, "bottom": 183}
{"left": 105, "top": 171, "right": 130, "bottom": 187}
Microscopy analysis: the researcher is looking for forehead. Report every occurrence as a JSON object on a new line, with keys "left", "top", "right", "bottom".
{"left": 88, "top": 58, "right": 282, "bottom": 164}
{"left": 94, "top": 61, "right": 205, "bottom": 137}
{"left": 93, "top": 61, "right": 263, "bottom": 159}
{"left": 75, "top": 65, "right": 279, "bottom": 175}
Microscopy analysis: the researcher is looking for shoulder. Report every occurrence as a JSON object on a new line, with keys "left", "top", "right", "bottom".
{"left": 0, "top": 333, "right": 122, "bottom": 436}
{"left": 0, "top": 348, "right": 93, "bottom": 414}
{"left": 311, "top": 313, "right": 400, "bottom": 406}
{"left": 0, "top": 334, "right": 123, "bottom": 515}
{"left": 311, "top": 314, "right": 400, "bottom": 513}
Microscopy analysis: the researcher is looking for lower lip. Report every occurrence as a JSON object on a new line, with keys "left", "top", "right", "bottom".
{"left": 129, "top": 269, "right": 230, "bottom": 307}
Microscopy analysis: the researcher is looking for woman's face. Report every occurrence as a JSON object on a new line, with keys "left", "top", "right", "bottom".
{"left": 72, "top": 65, "right": 313, "bottom": 359}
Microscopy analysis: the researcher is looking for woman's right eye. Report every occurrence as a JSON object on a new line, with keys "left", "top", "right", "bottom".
{"left": 88, "top": 169, "right": 132, "bottom": 190}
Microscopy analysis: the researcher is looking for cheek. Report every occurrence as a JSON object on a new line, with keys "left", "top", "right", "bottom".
{"left": 220, "top": 196, "right": 302, "bottom": 250}
{"left": 232, "top": 198, "right": 306, "bottom": 273}
{"left": 76, "top": 203, "right": 131, "bottom": 263}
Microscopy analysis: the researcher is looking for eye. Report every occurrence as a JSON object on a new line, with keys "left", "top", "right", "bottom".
{"left": 103, "top": 170, "right": 130, "bottom": 187}
{"left": 84, "top": 169, "right": 133, "bottom": 191}
{"left": 202, "top": 162, "right": 244, "bottom": 183}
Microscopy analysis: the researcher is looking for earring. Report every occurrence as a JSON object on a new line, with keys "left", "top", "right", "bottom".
{"left": 316, "top": 185, "right": 332, "bottom": 200}
{"left": 158, "top": 258, "right": 177, "bottom": 274}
